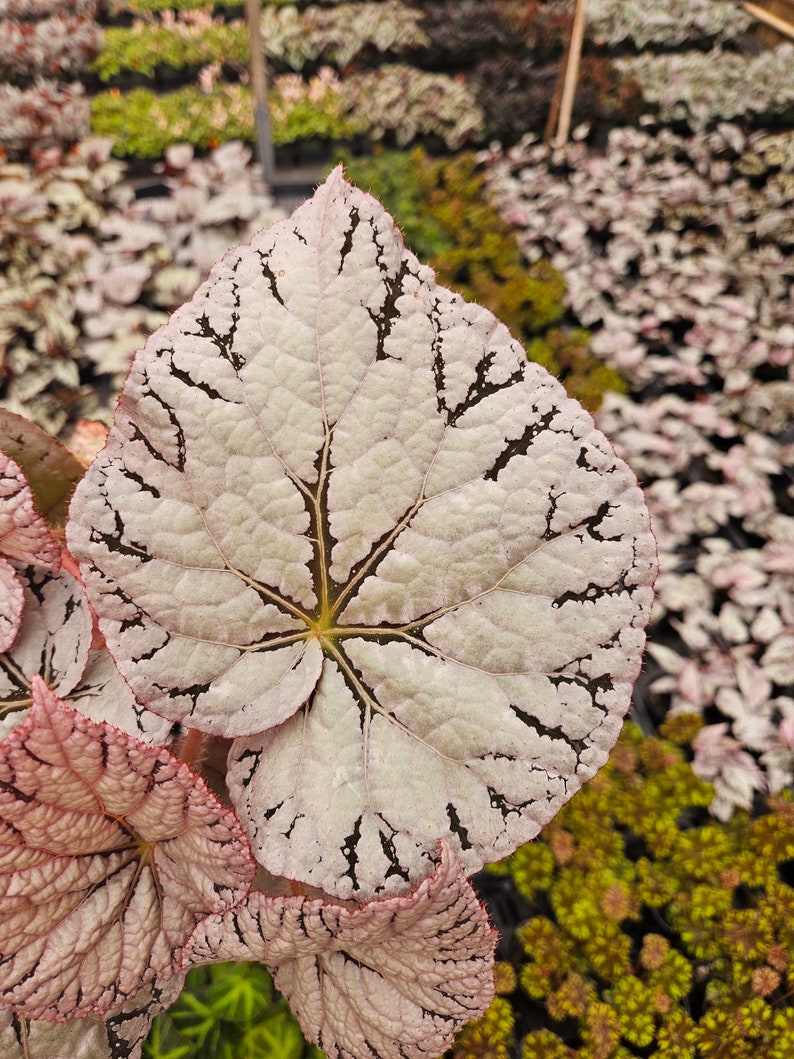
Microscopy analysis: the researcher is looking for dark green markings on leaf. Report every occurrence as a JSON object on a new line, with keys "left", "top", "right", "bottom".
{"left": 67, "top": 168, "right": 657, "bottom": 898}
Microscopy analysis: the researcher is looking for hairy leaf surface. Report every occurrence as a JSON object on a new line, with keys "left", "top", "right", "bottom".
{"left": 68, "top": 168, "right": 657, "bottom": 896}
{"left": 0, "top": 679, "right": 254, "bottom": 1020}
{"left": 185, "top": 842, "right": 496, "bottom": 1059}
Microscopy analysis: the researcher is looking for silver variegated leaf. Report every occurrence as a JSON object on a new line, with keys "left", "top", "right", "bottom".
{"left": 185, "top": 841, "right": 496, "bottom": 1059}
{"left": 0, "top": 451, "right": 62, "bottom": 654}
{"left": 0, "top": 557, "right": 23, "bottom": 656}
{"left": 68, "top": 168, "right": 657, "bottom": 897}
{"left": 0, "top": 565, "right": 91, "bottom": 722}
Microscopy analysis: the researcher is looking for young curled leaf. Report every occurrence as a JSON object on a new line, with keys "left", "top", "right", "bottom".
{"left": 68, "top": 168, "right": 657, "bottom": 897}
{"left": 0, "top": 565, "right": 91, "bottom": 729}
{"left": 185, "top": 841, "right": 497, "bottom": 1059}
{"left": 0, "top": 566, "right": 169, "bottom": 745}
{"left": 0, "top": 679, "right": 254, "bottom": 1021}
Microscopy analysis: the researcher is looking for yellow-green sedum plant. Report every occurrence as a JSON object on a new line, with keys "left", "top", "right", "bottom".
{"left": 472, "top": 717, "right": 794, "bottom": 1059}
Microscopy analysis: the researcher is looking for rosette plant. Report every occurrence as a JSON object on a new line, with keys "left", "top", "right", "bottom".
{"left": 0, "top": 170, "right": 657, "bottom": 1058}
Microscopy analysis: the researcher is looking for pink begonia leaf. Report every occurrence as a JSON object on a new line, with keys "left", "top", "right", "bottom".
{"left": 0, "top": 975, "right": 184, "bottom": 1059}
{"left": 0, "top": 452, "right": 61, "bottom": 573}
{"left": 67, "top": 168, "right": 657, "bottom": 898}
{"left": 185, "top": 841, "right": 496, "bottom": 1059}
{"left": 0, "top": 678, "right": 254, "bottom": 1020}
{"left": 0, "top": 556, "right": 23, "bottom": 655}
{"left": 67, "top": 418, "right": 110, "bottom": 468}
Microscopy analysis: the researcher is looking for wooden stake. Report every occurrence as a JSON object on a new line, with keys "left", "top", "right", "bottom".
{"left": 244, "top": 0, "right": 277, "bottom": 190}
{"left": 554, "top": 0, "right": 588, "bottom": 148}
{"left": 743, "top": 1, "right": 794, "bottom": 41}
{"left": 543, "top": 36, "right": 570, "bottom": 145}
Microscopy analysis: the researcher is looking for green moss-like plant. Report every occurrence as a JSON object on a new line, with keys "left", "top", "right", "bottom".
{"left": 339, "top": 148, "right": 626, "bottom": 411}
{"left": 469, "top": 718, "right": 794, "bottom": 1058}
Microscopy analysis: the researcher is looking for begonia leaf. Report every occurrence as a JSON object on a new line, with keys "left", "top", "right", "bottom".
{"left": 0, "top": 678, "right": 254, "bottom": 1020}
{"left": 0, "top": 451, "right": 61, "bottom": 574}
{"left": 0, "top": 410, "right": 85, "bottom": 529}
{"left": 0, "top": 565, "right": 91, "bottom": 722}
{"left": 67, "top": 168, "right": 657, "bottom": 897}
{"left": 185, "top": 842, "right": 496, "bottom": 1059}
{"left": 0, "top": 975, "right": 185, "bottom": 1059}
{"left": 71, "top": 648, "right": 175, "bottom": 746}
{"left": 0, "top": 566, "right": 170, "bottom": 744}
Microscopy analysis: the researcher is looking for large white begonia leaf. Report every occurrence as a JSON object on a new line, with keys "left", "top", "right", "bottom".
{"left": 0, "top": 679, "right": 254, "bottom": 1020}
{"left": 185, "top": 841, "right": 496, "bottom": 1059}
{"left": 67, "top": 168, "right": 657, "bottom": 897}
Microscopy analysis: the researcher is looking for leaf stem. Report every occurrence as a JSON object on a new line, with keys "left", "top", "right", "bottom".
{"left": 177, "top": 727, "right": 206, "bottom": 771}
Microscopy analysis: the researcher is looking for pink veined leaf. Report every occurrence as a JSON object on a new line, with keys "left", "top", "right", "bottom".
{"left": 0, "top": 451, "right": 61, "bottom": 574}
{"left": 185, "top": 841, "right": 497, "bottom": 1059}
{"left": 67, "top": 168, "right": 658, "bottom": 898}
{"left": 0, "top": 678, "right": 254, "bottom": 1021}
{"left": 0, "top": 556, "right": 23, "bottom": 656}
{"left": 0, "top": 974, "right": 185, "bottom": 1059}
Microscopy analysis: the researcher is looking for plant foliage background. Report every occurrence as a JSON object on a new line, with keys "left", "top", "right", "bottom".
{"left": 1, "top": 1, "right": 794, "bottom": 1057}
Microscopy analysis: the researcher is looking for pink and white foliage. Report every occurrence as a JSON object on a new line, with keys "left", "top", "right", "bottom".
{"left": 0, "top": 678, "right": 254, "bottom": 1021}
{"left": 0, "top": 562, "right": 22, "bottom": 657}
{"left": 482, "top": 125, "right": 794, "bottom": 814}
{"left": 186, "top": 842, "right": 496, "bottom": 1059}
{"left": 0, "top": 453, "right": 60, "bottom": 574}
{"left": 67, "top": 167, "right": 657, "bottom": 899}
